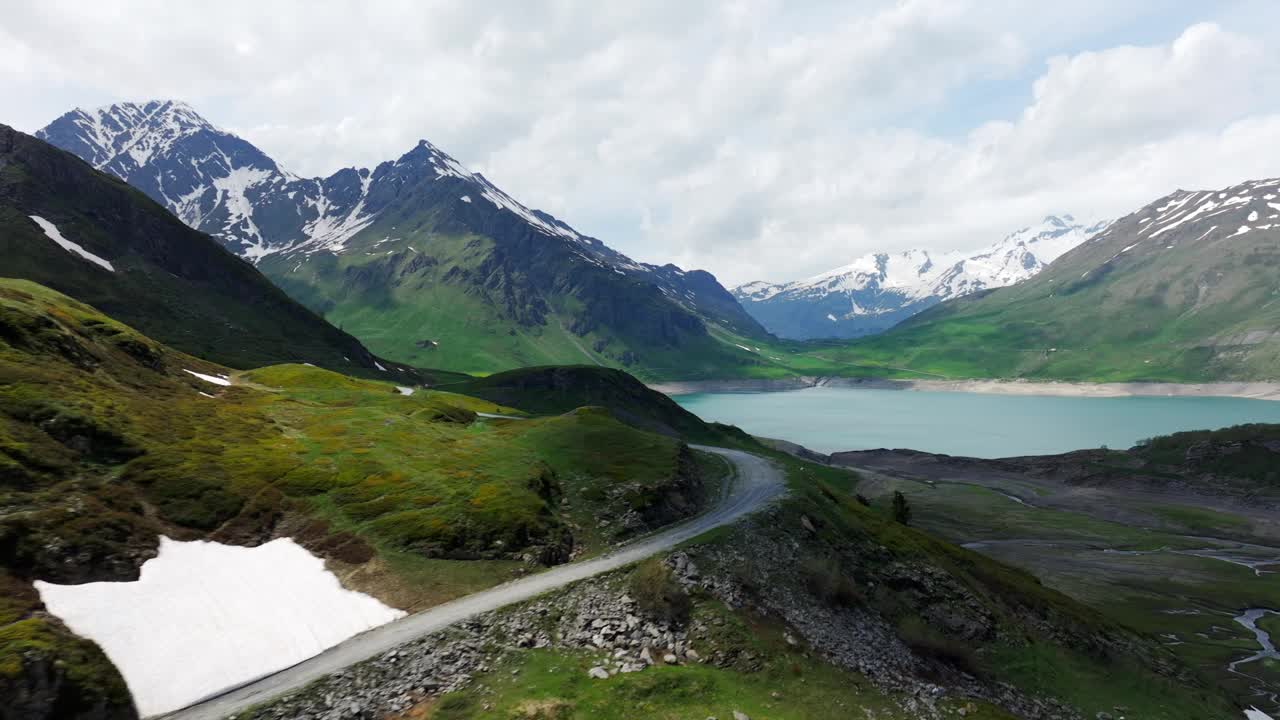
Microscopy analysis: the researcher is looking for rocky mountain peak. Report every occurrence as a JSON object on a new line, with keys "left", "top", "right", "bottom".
{"left": 38, "top": 100, "right": 772, "bottom": 365}
{"left": 38, "top": 100, "right": 219, "bottom": 170}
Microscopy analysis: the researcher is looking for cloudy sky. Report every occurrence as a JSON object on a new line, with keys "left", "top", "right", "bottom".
{"left": 5, "top": 1, "right": 1279, "bottom": 285}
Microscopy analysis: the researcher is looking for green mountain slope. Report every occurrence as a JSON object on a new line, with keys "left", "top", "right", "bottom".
{"left": 0, "top": 125, "right": 392, "bottom": 373}
{"left": 448, "top": 365, "right": 738, "bottom": 443}
{"left": 260, "top": 212, "right": 764, "bottom": 380}
{"left": 806, "top": 178, "right": 1280, "bottom": 382}
{"left": 0, "top": 280, "right": 712, "bottom": 718}
{"left": 250, "top": 141, "right": 771, "bottom": 380}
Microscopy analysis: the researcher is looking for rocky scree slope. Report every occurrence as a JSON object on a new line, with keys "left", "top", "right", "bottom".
{"left": 734, "top": 215, "right": 1108, "bottom": 340}
{"left": 39, "top": 101, "right": 770, "bottom": 377}
{"left": 834, "top": 178, "right": 1280, "bottom": 382}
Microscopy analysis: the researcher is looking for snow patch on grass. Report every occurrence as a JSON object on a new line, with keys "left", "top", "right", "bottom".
{"left": 34, "top": 537, "right": 405, "bottom": 716}
{"left": 183, "top": 369, "right": 231, "bottom": 386}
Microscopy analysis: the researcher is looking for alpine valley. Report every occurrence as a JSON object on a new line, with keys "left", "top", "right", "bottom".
{"left": 37, "top": 101, "right": 770, "bottom": 379}
{"left": 1, "top": 100, "right": 1276, "bottom": 720}
{"left": 12, "top": 2, "right": 1280, "bottom": 719}
{"left": 37, "top": 102, "right": 1280, "bottom": 386}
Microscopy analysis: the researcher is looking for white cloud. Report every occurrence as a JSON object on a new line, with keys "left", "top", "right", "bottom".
{"left": 4, "top": 2, "right": 1280, "bottom": 285}
{"left": 648, "top": 21, "right": 1280, "bottom": 284}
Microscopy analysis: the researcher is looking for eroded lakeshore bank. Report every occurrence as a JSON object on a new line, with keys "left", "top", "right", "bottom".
{"left": 650, "top": 376, "right": 1280, "bottom": 401}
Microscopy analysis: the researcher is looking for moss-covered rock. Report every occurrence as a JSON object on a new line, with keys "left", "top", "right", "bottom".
{"left": 0, "top": 617, "right": 137, "bottom": 720}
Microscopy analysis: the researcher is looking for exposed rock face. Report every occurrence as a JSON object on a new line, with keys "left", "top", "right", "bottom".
{"left": 630, "top": 444, "right": 707, "bottom": 531}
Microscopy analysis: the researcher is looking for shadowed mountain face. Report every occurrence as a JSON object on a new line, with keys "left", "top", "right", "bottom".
{"left": 0, "top": 124, "right": 390, "bottom": 372}
{"left": 734, "top": 215, "right": 1108, "bottom": 340}
{"left": 39, "top": 102, "right": 769, "bottom": 377}
{"left": 838, "top": 178, "right": 1280, "bottom": 382}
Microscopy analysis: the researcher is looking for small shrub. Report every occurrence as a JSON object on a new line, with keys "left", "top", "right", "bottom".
{"left": 629, "top": 558, "right": 691, "bottom": 625}
{"left": 432, "top": 693, "right": 477, "bottom": 719}
{"left": 897, "top": 614, "right": 981, "bottom": 677}
{"left": 855, "top": 493, "right": 871, "bottom": 507}
{"left": 801, "top": 556, "right": 865, "bottom": 608}
{"left": 892, "top": 491, "right": 912, "bottom": 525}
{"left": 511, "top": 698, "right": 574, "bottom": 719}
{"left": 278, "top": 462, "right": 337, "bottom": 496}
{"left": 620, "top": 670, "right": 713, "bottom": 700}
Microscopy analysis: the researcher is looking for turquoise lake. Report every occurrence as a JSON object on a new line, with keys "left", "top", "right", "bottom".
{"left": 674, "top": 387, "right": 1280, "bottom": 458}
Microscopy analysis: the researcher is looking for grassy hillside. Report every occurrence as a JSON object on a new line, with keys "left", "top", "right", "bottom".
{"left": 0, "top": 125, "right": 394, "bottom": 374}
{"left": 446, "top": 365, "right": 741, "bottom": 443}
{"left": 0, "top": 280, "right": 713, "bottom": 717}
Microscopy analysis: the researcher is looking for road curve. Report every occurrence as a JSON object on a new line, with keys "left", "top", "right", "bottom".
{"left": 159, "top": 446, "right": 784, "bottom": 720}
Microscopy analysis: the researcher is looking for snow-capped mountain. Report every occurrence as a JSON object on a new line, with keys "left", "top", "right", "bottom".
{"left": 39, "top": 101, "right": 767, "bottom": 373}
{"left": 0, "top": 122, "right": 393, "bottom": 372}
{"left": 858, "top": 177, "right": 1280, "bottom": 381}
{"left": 37, "top": 100, "right": 595, "bottom": 262}
{"left": 732, "top": 215, "right": 1110, "bottom": 340}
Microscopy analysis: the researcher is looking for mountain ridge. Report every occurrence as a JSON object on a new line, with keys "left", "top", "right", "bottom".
{"left": 39, "top": 101, "right": 770, "bottom": 376}
{"left": 734, "top": 215, "right": 1109, "bottom": 340}
{"left": 0, "top": 123, "right": 409, "bottom": 374}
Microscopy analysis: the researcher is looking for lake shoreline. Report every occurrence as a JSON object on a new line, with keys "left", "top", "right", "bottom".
{"left": 650, "top": 376, "right": 1280, "bottom": 402}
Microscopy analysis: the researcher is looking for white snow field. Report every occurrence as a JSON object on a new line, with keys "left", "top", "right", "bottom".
{"left": 29, "top": 215, "right": 115, "bottom": 271}
{"left": 34, "top": 537, "right": 405, "bottom": 717}
{"left": 182, "top": 369, "right": 231, "bottom": 386}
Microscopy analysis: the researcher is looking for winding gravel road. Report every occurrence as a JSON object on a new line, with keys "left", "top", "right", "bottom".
{"left": 160, "top": 446, "right": 784, "bottom": 720}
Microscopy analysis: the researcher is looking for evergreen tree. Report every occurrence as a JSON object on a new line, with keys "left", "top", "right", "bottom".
{"left": 892, "top": 491, "right": 912, "bottom": 525}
